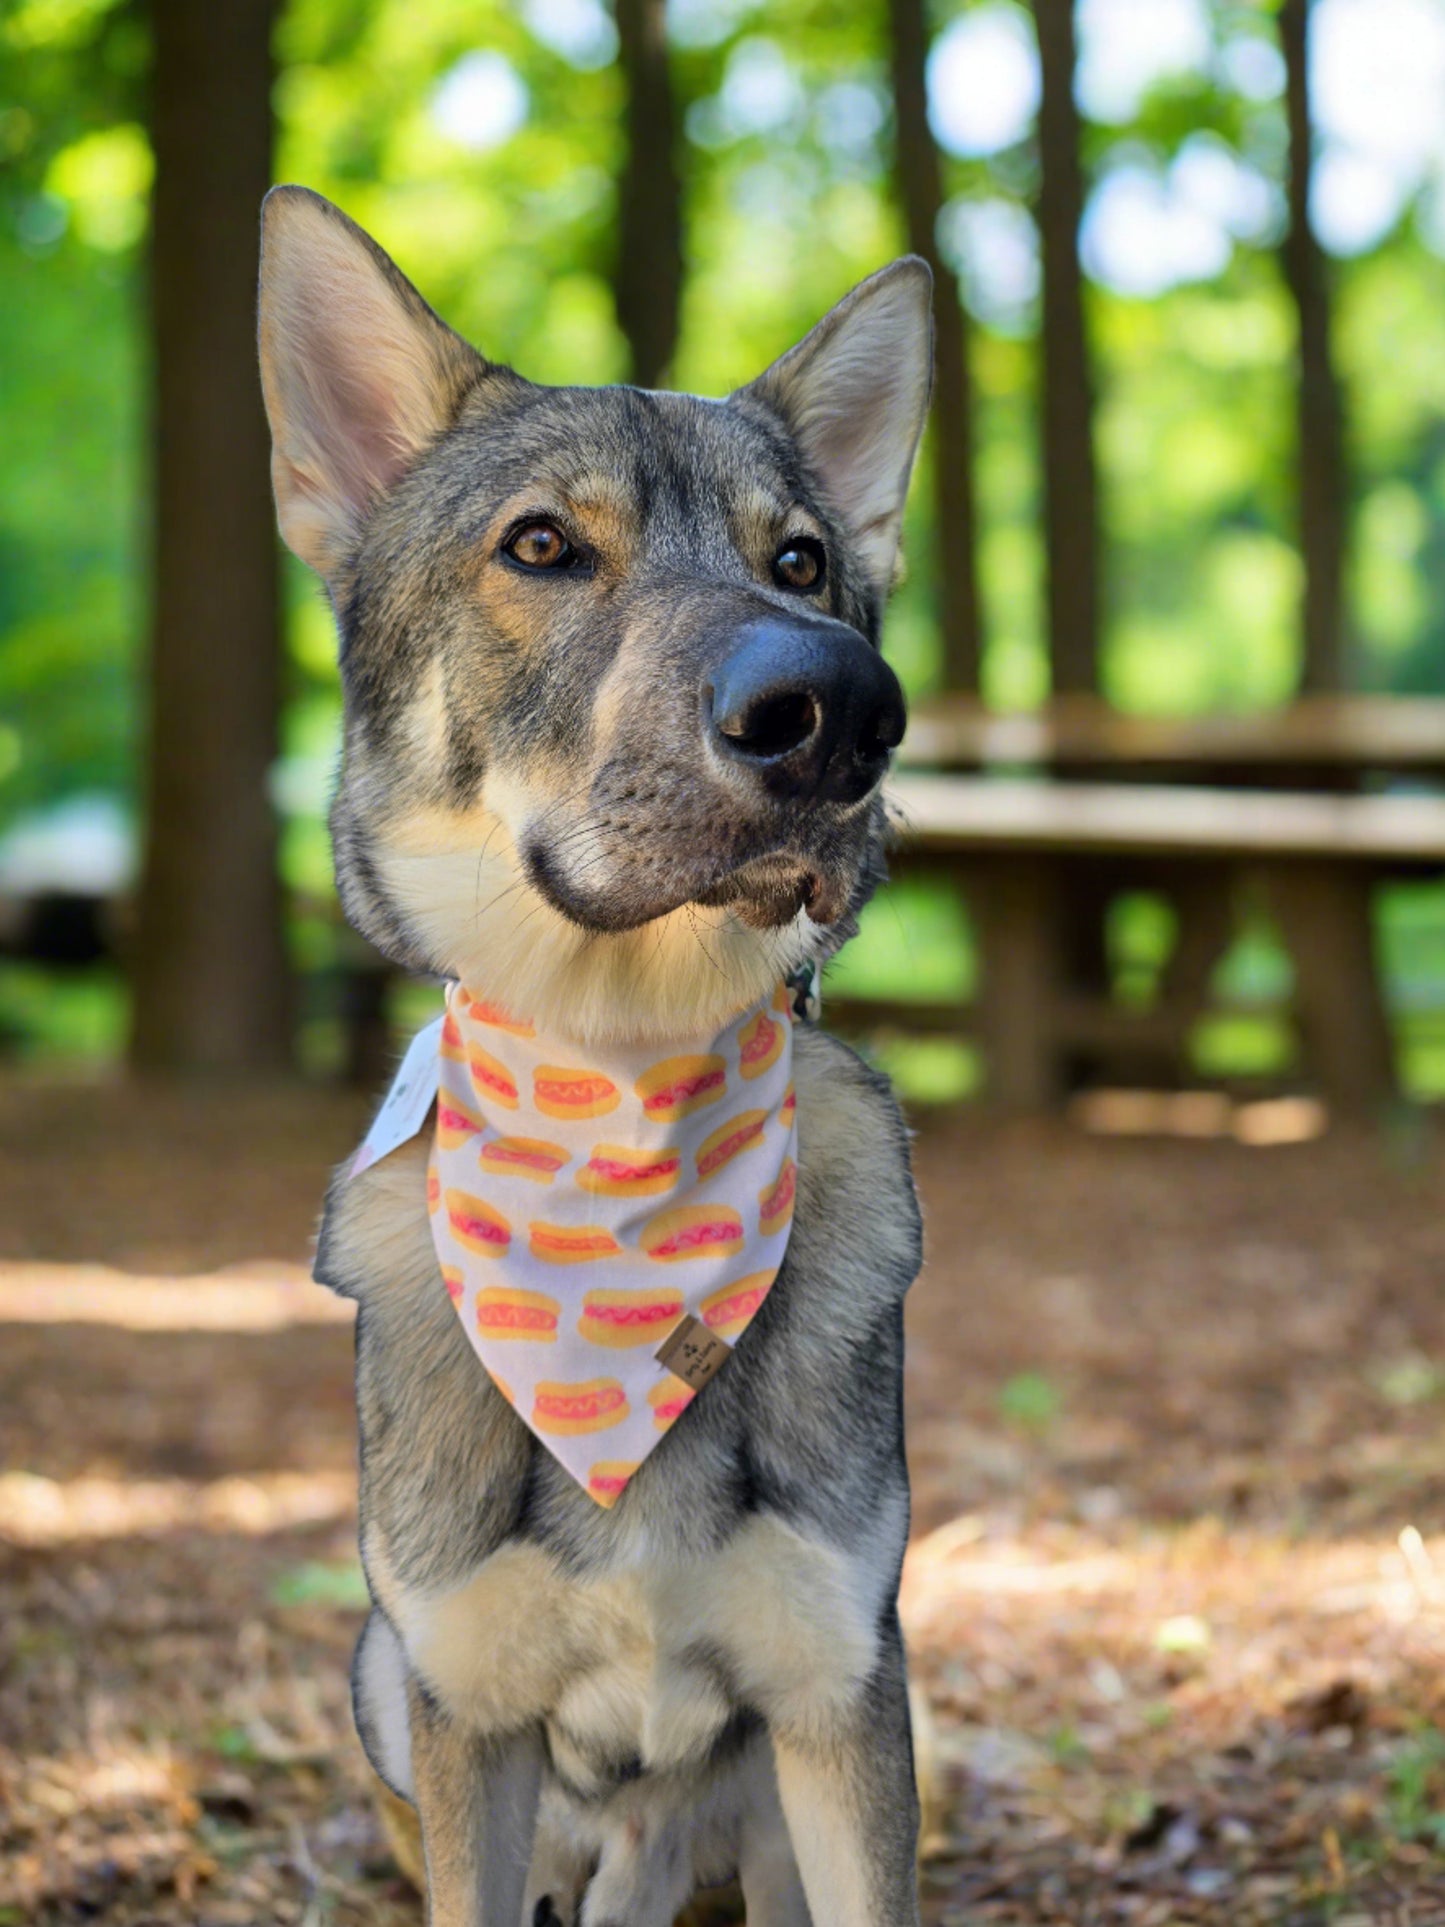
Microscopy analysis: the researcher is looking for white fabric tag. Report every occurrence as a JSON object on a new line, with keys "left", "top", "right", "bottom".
{"left": 351, "top": 1014, "right": 445, "bottom": 1176}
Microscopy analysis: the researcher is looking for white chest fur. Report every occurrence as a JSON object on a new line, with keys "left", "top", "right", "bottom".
{"left": 375, "top": 1507, "right": 894, "bottom": 1783}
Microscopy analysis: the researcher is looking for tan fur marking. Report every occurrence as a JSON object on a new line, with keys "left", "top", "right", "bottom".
{"left": 657, "top": 1516, "right": 879, "bottom": 1739}
{"left": 399, "top": 1543, "right": 625, "bottom": 1730}
{"left": 390, "top": 1514, "right": 877, "bottom": 1761}
{"left": 372, "top": 782, "right": 810, "bottom": 1045}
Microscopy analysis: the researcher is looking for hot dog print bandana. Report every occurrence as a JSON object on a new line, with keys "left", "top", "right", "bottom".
{"left": 426, "top": 982, "right": 798, "bottom": 1507}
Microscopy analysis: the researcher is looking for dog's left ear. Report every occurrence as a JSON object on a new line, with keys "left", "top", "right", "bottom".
{"left": 739, "top": 257, "right": 934, "bottom": 596}
{"left": 258, "top": 185, "right": 489, "bottom": 579}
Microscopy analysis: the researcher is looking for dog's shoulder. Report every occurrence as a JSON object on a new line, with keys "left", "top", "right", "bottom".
{"left": 791, "top": 1020, "right": 922, "bottom": 1302}
{"left": 315, "top": 1133, "right": 433, "bottom": 1307}
{"left": 315, "top": 1134, "right": 534, "bottom": 1597}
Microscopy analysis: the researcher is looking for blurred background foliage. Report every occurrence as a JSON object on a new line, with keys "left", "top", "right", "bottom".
{"left": 4, "top": 0, "right": 1445, "bottom": 1085}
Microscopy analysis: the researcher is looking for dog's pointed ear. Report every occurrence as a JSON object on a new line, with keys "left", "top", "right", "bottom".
{"left": 738, "top": 257, "right": 934, "bottom": 595}
{"left": 258, "top": 185, "right": 488, "bottom": 577}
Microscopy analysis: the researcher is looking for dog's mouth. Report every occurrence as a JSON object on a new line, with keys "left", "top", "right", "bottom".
{"left": 522, "top": 836, "right": 853, "bottom": 938}
{"left": 694, "top": 856, "right": 853, "bottom": 929}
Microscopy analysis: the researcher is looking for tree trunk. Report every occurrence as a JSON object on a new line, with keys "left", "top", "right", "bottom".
{"left": 614, "top": 0, "right": 683, "bottom": 388}
{"left": 131, "top": 0, "right": 292, "bottom": 1074}
{"left": 1280, "top": 0, "right": 1347, "bottom": 694}
{"left": 1032, "top": 0, "right": 1100, "bottom": 695}
{"left": 888, "top": 0, "right": 984, "bottom": 691}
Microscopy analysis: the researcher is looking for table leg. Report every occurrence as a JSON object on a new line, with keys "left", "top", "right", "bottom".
{"left": 1262, "top": 863, "right": 1396, "bottom": 1114}
{"left": 971, "top": 857, "right": 1059, "bottom": 1110}
{"left": 1158, "top": 870, "right": 1237, "bottom": 1084}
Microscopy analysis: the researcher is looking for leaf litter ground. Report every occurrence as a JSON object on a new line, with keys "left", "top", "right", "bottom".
{"left": 2, "top": 1079, "right": 1445, "bottom": 1924}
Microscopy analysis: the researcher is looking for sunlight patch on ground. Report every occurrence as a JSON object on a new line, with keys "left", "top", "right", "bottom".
{"left": 0, "top": 1469, "right": 356, "bottom": 1546}
{"left": 0, "top": 1261, "right": 352, "bottom": 1330}
{"left": 901, "top": 1519, "right": 1445, "bottom": 1644}
{"left": 1070, "top": 1088, "right": 1328, "bottom": 1144}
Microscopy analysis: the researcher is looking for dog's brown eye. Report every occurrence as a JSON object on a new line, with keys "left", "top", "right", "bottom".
{"left": 773, "top": 538, "right": 825, "bottom": 592}
{"left": 505, "top": 521, "right": 573, "bottom": 570}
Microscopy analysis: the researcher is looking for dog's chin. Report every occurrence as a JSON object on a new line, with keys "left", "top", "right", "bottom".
{"left": 695, "top": 857, "right": 855, "bottom": 929}
{"left": 524, "top": 842, "right": 855, "bottom": 937}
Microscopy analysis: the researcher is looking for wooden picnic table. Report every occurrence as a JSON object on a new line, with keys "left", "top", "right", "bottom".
{"left": 899, "top": 692, "right": 1445, "bottom": 781}
{"left": 852, "top": 696, "right": 1445, "bottom": 1115}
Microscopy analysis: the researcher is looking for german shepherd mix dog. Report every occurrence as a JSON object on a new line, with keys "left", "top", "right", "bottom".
{"left": 258, "top": 186, "right": 931, "bottom": 1926}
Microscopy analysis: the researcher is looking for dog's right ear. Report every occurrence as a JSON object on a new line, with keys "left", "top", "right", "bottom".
{"left": 258, "top": 186, "right": 487, "bottom": 578}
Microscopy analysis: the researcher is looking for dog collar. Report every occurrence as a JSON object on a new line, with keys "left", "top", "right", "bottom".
{"left": 424, "top": 982, "right": 798, "bottom": 1507}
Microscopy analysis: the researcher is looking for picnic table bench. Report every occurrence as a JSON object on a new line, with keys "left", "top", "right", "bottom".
{"left": 833, "top": 696, "right": 1445, "bottom": 1115}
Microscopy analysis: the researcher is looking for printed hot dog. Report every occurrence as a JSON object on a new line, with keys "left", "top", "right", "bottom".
{"left": 700, "top": 1269, "right": 777, "bottom": 1337}
{"left": 647, "top": 1374, "right": 696, "bottom": 1430}
{"left": 465, "top": 997, "right": 535, "bottom": 1037}
{"left": 533, "top": 1066, "right": 621, "bottom": 1121}
{"left": 437, "top": 1096, "right": 483, "bottom": 1150}
{"left": 759, "top": 1158, "right": 796, "bottom": 1235}
{"left": 467, "top": 1043, "right": 519, "bottom": 1110}
{"left": 695, "top": 1108, "right": 768, "bottom": 1180}
{"left": 634, "top": 1054, "right": 726, "bottom": 1121}
{"left": 444, "top": 1189, "right": 512, "bottom": 1258}
{"left": 532, "top": 1377, "right": 629, "bottom": 1435}
{"left": 738, "top": 1009, "right": 784, "bottom": 1080}
{"left": 577, "top": 1144, "right": 681, "bottom": 1197}
{"left": 474, "top": 1284, "right": 560, "bottom": 1341}
{"left": 586, "top": 1460, "right": 639, "bottom": 1506}
{"left": 528, "top": 1221, "right": 624, "bottom": 1265}
{"left": 479, "top": 1135, "right": 568, "bottom": 1184}
{"left": 641, "top": 1202, "right": 745, "bottom": 1262}
{"left": 577, "top": 1286, "right": 684, "bottom": 1348}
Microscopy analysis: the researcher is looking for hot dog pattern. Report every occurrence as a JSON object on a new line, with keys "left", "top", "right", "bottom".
{"left": 759, "top": 1158, "right": 797, "bottom": 1236}
{"left": 647, "top": 1374, "right": 697, "bottom": 1430}
{"left": 444, "top": 1189, "right": 512, "bottom": 1258}
{"left": 695, "top": 1108, "right": 768, "bottom": 1180}
{"left": 528, "top": 1221, "right": 624, "bottom": 1265}
{"left": 642, "top": 1202, "right": 745, "bottom": 1263}
{"left": 475, "top": 1284, "right": 560, "bottom": 1341}
{"left": 577, "top": 1143, "right": 681, "bottom": 1197}
{"left": 738, "top": 1009, "right": 784, "bottom": 1080}
{"left": 534, "top": 1067, "right": 620, "bottom": 1120}
{"left": 465, "top": 995, "right": 535, "bottom": 1038}
{"left": 468, "top": 1044, "right": 519, "bottom": 1110}
{"left": 437, "top": 1097, "right": 484, "bottom": 1150}
{"left": 533, "top": 1377, "right": 629, "bottom": 1435}
{"left": 634, "top": 1054, "right": 726, "bottom": 1121}
{"left": 480, "top": 1135, "right": 569, "bottom": 1184}
{"left": 700, "top": 1269, "right": 777, "bottom": 1337}
{"left": 426, "top": 977, "right": 799, "bottom": 1506}
{"left": 587, "top": 1460, "right": 640, "bottom": 1507}
{"left": 579, "top": 1286, "right": 685, "bottom": 1347}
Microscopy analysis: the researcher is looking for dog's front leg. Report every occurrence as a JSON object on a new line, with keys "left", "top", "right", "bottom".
{"left": 770, "top": 1626, "right": 921, "bottom": 1927}
{"left": 408, "top": 1679, "right": 543, "bottom": 1926}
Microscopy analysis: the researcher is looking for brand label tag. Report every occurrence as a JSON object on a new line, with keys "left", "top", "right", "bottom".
{"left": 351, "top": 1015, "right": 445, "bottom": 1177}
{"left": 655, "top": 1314, "right": 732, "bottom": 1392}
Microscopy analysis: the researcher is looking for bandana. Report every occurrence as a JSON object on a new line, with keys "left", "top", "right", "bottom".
{"left": 424, "top": 982, "right": 798, "bottom": 1507}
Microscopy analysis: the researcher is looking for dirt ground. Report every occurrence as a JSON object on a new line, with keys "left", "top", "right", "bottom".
{"left": 3, "top": 1076, "right": 1445, "bottom": 1925}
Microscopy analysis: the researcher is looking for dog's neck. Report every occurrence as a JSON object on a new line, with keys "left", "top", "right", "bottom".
{"left": 367, "top": 800, "right": 824, "bottom": 1048}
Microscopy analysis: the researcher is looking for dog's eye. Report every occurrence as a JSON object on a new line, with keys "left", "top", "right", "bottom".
{"left": 773, "top": 538, "right": 825, "bottom": 593}
{"left": 505, "top": 521, "right": 576, "bottom": 570}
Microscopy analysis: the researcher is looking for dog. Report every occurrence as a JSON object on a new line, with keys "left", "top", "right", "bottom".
{"left": 258, "top": 184, "right": 932, "bottom": 1926}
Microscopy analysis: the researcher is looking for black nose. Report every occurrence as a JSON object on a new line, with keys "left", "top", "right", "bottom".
{"left": 707, "top": 618, "right": 906, "bottom": 804}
